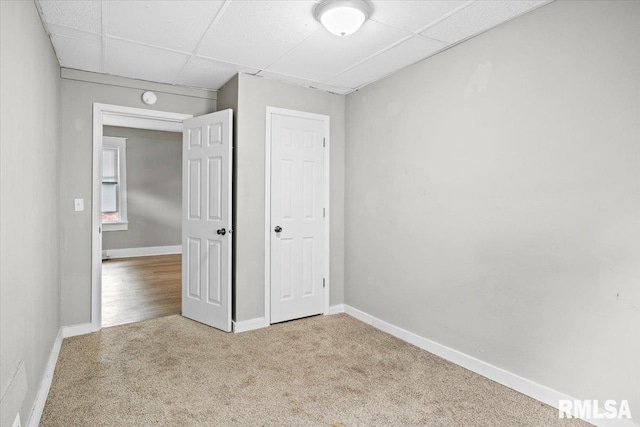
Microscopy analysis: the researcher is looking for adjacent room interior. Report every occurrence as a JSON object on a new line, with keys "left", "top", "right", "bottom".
{"left": 100, "top": 126, "right": 183, "bottom": 328}
{"left": 1, "top": 1, "right": 638, "bottom": 426}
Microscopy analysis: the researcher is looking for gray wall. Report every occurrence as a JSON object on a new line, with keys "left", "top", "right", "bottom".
{"left": 217, "top": 75, "right": 240, "bottom": 319}
{"left": 0, "top": 1, "right": 61, "bottom": 425}
{"left": 345, "top": 0, "right": 639, "bottom": 412}
{"left": 223, "top": 74, "right": 345, "bottom": 322}
{"left": 102, "top": 127, "right": 182, "bottom": 251}
{"left": 60, "top": 77, "right": 216, "bottom": 326}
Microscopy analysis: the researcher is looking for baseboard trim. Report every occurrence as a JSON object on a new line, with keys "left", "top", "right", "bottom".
{"left": 24, "top": 308, "right": 636, "bottom": 427}
{"left": 328, "top": 304, "right": 345, "bottom": 314}
{"left": 342, "top": 305, "right": 637, "bottom": 427}
{"left": 233, "top": 317, "right": 269, "bottom": 333}
{"left": 102, "top": 245, "right": 182, "bottom": 259}
{"left": 26, "top": 328, "right": 63, "bottom": 427}
{"left": 62, "top": 323, "right": 95, "bottom": 338}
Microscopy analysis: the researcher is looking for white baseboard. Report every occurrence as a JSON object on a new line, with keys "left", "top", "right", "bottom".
{"left": 24, "top": 308, "right": 637, "bottom": 427}
{"left": 342, "top": 305, "right": 637, "bottom": 427}
{"left": 27, "top": 328, "right": 63, "bottom": 427}
{"left": 233, "top": 317, "right": 269, "bottom": 333}
{"left": 235, "top": 306, "right": 344, "bottom": 332}
{"left": 102, "top": 245, "right": 182, "bottom": 259}
{"left": 62, "top": 323, "right": 95, "bottom": 338}
{"left": 328, "top": 304, "right": 345, "bottom": 314}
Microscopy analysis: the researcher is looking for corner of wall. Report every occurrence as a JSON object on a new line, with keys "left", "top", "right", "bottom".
{"left": 0, "top": 1, "right": 63, "bottom": 425}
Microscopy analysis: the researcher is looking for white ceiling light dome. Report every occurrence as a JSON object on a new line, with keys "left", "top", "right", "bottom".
{"left": 313, "top": 0, "right": 372, "bottom": 37}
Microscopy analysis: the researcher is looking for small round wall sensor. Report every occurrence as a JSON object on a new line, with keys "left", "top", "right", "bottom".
{"left": 141, "top": 91, "right": 157, "bottom": 105}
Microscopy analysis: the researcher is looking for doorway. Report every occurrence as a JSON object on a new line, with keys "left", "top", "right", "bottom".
{"left": 91, "top": 104, "right": 233, "bottom": 333}
{"left": 265, "top": 107, "right": 330, "bottom": 324}
{"left": 100, "top": 126, "right": 183, "bottom": 328}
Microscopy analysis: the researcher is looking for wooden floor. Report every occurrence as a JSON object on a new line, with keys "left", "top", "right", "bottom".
{"left": 102, "top": 254, "right": 181, "bottom": 328}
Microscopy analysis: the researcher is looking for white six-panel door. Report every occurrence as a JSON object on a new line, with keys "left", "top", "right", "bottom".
{"left": 270, "top": 111, "right": 326, "bottom": 324}
{"left": 182, "top": 109, "right": 232, "bottom": 332}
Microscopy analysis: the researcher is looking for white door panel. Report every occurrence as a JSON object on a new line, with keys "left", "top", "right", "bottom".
{"left": 271, "top": 113, "right": 325, "bottom": 324}
{"left": 182, "top": 109, "right": 232, "bottom": 332}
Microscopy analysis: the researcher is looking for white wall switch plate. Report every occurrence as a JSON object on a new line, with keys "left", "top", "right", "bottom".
{"left": 74, "top": 198, "right": 84, "bottom": 212}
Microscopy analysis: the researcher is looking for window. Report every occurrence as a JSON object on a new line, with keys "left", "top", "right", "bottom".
{"left": 102, "top": 136, "right": 128, "bottom": 231}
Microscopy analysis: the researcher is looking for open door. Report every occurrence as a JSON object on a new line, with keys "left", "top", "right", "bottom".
{"left": 182, "top": 109, "right": 232, "bottom": 332}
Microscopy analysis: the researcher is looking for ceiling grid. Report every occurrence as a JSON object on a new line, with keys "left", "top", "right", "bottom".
{"left": 37, "top": 0, "right": 551, "bottom": 95}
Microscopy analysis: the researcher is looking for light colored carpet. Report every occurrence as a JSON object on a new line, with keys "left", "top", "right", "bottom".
{"left": 41, "top": 314, "right": 589, "bottom": 426}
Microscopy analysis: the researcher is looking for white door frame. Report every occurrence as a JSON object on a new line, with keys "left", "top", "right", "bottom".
{"left": 264, "top": 106, "right": 330, "bottom": 324}
{"left": 91, "top": 103, "right": 193, "bottom": 331}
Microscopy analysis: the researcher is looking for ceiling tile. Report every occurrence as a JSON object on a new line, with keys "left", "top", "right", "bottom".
{"left": 38, "top": 0, "right": 101, "bottom": 34}
{"left": 422, "top": 0, "right": 549, "bottom": 44}
{"left": 257, "top": 71, "right": 353, "bottom": 95}
{"left": 197, "top": 1, "right": 320, "bottom": 69}
{"left": 104, "top": 38, "right": 190, "bottom": 85}
{"left": 176, "top": 57, "right": 259, "bottom": 90}
{"left": 370, "top": 0, "right": 468, "bottom": 33}
{"left": 104, "top": 1, "right": 225, "bottom": 53}
{"left": 49, "top": 25, "right": 102, "bottom": 73}
{"left": 328, "top": 36, "right": 448, "bottom": 89}
{"left": 37, "top": 0, "right": 552, "bottom": 96}
{"left": 266, "top": 19, "right": 408, "bottom": 82}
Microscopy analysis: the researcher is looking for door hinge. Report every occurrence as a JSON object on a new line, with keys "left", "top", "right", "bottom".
{"left": 323, "top": 137, "right": 326, "bottom": 148}
{"left": 323, "top": 278, "right": 326, "bottom": 288}
{"left": 323, "top": 208, "right": 325, "bottom": 218}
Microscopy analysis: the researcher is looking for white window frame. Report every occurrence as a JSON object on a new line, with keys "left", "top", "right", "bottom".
{"left": 102, "top": 136, "right": 128, "bottom": 231}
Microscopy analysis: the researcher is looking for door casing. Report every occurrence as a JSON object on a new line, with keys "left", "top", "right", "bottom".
{"left": 264, "top": 106, "right": 331, "bottom": 324}
{"left": 91, "top": 103, "right": 193, "bottom": 332}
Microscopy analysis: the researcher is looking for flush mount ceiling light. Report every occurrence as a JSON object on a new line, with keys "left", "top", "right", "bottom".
{"left": 313, "top": 0, "right": 372, "bottom": 37}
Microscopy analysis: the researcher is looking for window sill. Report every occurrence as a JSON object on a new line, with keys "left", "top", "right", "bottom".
{"left": 103, "top": 221, "right": 128, "bottom": 232}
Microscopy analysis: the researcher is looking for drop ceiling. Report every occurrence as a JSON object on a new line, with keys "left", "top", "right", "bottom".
{"left": 36, "top": 0, "right": 550, "bottom": 95}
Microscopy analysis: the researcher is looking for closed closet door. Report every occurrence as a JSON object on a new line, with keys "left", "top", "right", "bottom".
{"left": 270, "top": 110, "right": 326, "bottom": 324}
